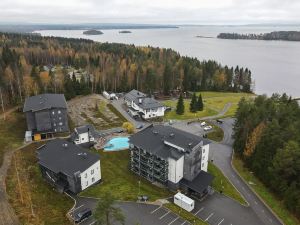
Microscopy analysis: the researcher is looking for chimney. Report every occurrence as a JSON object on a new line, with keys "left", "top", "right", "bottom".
{"left": 139, "top": 98, "right": 143, "bottom": 104}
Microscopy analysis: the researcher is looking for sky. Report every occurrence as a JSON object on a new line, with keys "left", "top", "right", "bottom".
{"left": 0, "top": 0, "right": 300, "bottom": 25}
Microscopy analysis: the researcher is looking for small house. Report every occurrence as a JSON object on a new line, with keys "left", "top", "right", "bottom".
{"left": 37, "top": 139, "right": 101, "bottom": 194}
{"left": 71, "top": 124, "right": 97, "bottom": 147}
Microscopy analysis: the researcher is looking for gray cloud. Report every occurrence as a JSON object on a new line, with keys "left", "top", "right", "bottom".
{"left": 0, "top": 0, "right": 299, "bottom": 24}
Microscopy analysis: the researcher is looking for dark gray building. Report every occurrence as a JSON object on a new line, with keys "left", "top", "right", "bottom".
{"left": 37, "top": 139, "right": 101, "bottom": 194}
{"left": 129, "top": 125, "right": 213, "bottom": 198}
{"left": 23, "top": 94, "right": 69, "bottom": 134}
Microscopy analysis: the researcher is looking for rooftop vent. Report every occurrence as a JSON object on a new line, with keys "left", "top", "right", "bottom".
{"left": 169, "top": 133, "right": 175, "bottom": 137}
{"left": 188, "top": 143, "right": 193, "bottom": 147}
{"left": 153, "top": 130, "right": 159, "bottom": 135}
{"left": 77, "top": 152, "right": 87, "bottom": 158}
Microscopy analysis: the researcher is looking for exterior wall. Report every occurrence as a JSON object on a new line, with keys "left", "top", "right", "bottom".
{"left": 80, "top": 161, "right": 101, "bottom": 191}
{"left": 141, "top": 106, "right": 165, "bottom": 119}
{"left": 168, "top": 156, "right": 184, "bottom": 184}
{"left": 183, "top": 146, "right": 203, "bottom": 181}
{"left": 200, "top": 144, "right": 209, "bottom": 172}
{"left": 35, "top": 110, "right": 52, "bottom": 131}
{"left": 49, "top": 108, "right": 69, "bottom": 133}
{"left": 25, "top": 111, "right": 36, "bottom": 131}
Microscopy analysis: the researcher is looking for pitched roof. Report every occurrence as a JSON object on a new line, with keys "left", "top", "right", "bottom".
{"left": 37, "top": 139, "right": 99, "bottom": 177}
{"left": 124, "top": 89, "right": 163, "bottom": 110}
{"left": 75, "top": 124, "right": 96, "bottom": 135}
{"left": 129, "top": 125, "right": 210, "bottom": 160}
{"left": 23, "top": 93, "right": 67, "bottom": 112}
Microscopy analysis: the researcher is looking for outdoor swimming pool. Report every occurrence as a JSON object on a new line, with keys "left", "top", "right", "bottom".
{"left": 103, "top": 137, "right": 129, "bottom": 151}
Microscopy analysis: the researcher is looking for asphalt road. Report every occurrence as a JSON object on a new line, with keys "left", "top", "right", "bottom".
{"left": 209, "top": 118, "right": 282, "bottom": 225}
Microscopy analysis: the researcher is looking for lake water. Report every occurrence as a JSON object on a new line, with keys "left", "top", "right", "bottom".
{"left": 37, "top": 26, "right": 300, "bottom": 97}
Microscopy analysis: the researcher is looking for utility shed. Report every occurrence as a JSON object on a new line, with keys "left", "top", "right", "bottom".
{"left": 23, "top": 93, "right": 69, "bottom": 135}
{"left": 37, "top": 139, "right": 101, "bottom": 194}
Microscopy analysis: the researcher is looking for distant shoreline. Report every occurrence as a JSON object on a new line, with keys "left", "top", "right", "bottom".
{"left": 217, "top": 31, "right": 300, "bottom": 41}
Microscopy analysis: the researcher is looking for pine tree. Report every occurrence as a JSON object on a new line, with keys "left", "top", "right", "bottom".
{"left": 197, "top": 93, "right": 204, "bottom": 111}
{"left": 176, "top": 93, "right": 184, "bottom": 115}
{"left": 190, "top": 92, "right": 198, "bottom": 113}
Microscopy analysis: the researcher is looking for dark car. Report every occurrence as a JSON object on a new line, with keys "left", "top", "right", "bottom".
{"left": 74, "top": 208, "right": 92, "bottom": 223}
{"left": 136, "top": 124, "right": 144, "bottom": 129}
{"left": 216, "top": 119, "right": 223, "bottom": 124}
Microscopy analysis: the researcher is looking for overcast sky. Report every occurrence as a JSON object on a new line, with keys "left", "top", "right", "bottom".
{"left": 1, "top": 0, "right": 300, "bottom": 25}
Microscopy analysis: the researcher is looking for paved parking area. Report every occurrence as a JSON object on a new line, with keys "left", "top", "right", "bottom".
{"left": 70, "top": 196, "right": 191, "bottom": 225}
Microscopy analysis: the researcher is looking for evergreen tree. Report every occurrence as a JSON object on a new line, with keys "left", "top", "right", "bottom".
{"left": 163, "top": 63, "right": 171, "bottom": 95}
{"left": 197, "top": 93, "right": 204, "bottom": 111}
{"left": 176, "top": 93, "right": 184, "bottom": 115}
{"left": 190, "top": 92, "right": 198, "bottom": 113}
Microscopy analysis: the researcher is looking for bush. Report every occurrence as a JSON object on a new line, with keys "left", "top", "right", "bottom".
{"left": 122, "top": 122, "right": 135, "bottom": 134}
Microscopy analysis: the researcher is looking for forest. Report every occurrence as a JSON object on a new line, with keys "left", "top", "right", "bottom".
{"left": 0, "top": 32, "right": 252, "bottom": 110}
{"left": 218, "top": 31, "right": 300, "bottom": 41}
{"left": 233, "top": 94, "right": 300, "bottom": 218}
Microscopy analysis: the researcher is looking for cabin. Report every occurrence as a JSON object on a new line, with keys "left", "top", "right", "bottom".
{"left": 71, "top": 124, "right": 97, "bottom": 147}
{"left": 37, "top": 139, "right": 101, "bottom": 194}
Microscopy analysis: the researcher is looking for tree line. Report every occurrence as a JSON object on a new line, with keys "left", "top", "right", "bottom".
{"left": 233, "top": 94, "right": 300, "bottom": 218}
{"left": 0, "top": 32, "right": 253, "bottom": 110}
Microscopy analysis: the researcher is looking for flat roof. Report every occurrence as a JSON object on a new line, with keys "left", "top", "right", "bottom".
{"left": 37, "top": 139, "right": 99, "bottom": 177}
{"left": 129, "top": 125, "right": 210, "bottom": 160}
{"left": 180, "top": 171, "right": 214, "bottom": 194}
{"left": 174, "top": 192, "right": 194, "bottom": 204}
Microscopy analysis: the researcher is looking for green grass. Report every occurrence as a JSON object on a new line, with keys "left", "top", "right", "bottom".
{"left": 165, "top": 203, "right": 208, "bottom": 225}
{"left": 206, "top": 124, "right": 224, "bottom": 142}
{"left": 6, "top": 142, "right": 73, "bottom": 225}
{"left": 0, "top": 112, "right": 26, "bottom": 167}
{"left": 164, "top": 92, "right": 254, "bottom": 120}
{"left": 208, "top": 163, "right": 247, "bottom": 205}
{"left": 80, "top": 149, "right": 172, "bottom": 201}
{"left": 233, "top": 156, "right": 300, "bottom": 225}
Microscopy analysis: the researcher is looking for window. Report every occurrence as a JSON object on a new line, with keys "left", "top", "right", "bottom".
{"left": 91, "top": 169, "right": 94, "bottom": 175}
{"left": 203, "top": 156, "right": 205, "bottom": 161}
{"left": 52, "top": 111, "right": 55, "bottom": 115}
{"left": 92, "top": 177, "right": 95, "bottom": 183}
{"left": 202, "top": 163, "right": 205, "bottom": 168}
{"left": 203, "top": 149, "right": 205, "bottom": 154}
{"left": 85, "top": 173, "right": 87, "bottom": 178}
{"left": 82, "top": 138, "right": 84, "bottom": 141}
{"left": 86, "top": 181, "right": 88, "bottom": 186}
{"left": 59, "top": 117, "right": 62, "bottom": 120}
{"left": 54, "top": 123, "right": 56, "bottom": 126}
{"left": 59, "top": 122, "right": 63, "bottom": 126}
{"left": 58, "top": 110, "right": 61, "bottom": 114}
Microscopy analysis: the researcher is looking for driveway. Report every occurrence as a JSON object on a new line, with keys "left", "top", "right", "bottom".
{"left": 69, "top": 196, "right": 191, "bottom": 225}
{"left": 209, "top": 119, "right": 282, "bottom": 225}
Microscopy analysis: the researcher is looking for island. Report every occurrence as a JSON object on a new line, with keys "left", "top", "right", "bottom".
{"left": 119, "top": 30, "right": 132, "bottom": 34}
{"left": 217, "top": 31, "right": 300, "bottom": 41}
{"left": 83, "top": 29, "right": 103, "bottom": 35}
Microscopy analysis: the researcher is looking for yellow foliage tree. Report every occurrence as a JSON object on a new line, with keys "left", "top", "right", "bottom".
{"left": 244, "top": 122, "right": 266, "bottom": 157}
{"left": 122, "top": 122, "right": 135, "bottom": 134}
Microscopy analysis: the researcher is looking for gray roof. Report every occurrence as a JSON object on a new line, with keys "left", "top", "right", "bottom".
{"left": 37, "top": 139, "right": 99, "bottom": 177}
{"left": 180, "top": 171, "right": 214, "bottom": 193}
{"left": 124, "top": 89, "right": 163, "bottom": 110}
{"left": 129, "top": 125, "right": 210, "bottom": 160}
{"left": 75, "top": 124, "right": 96, "bottom": 135}
{"left": 23, "top": 93, "right": 67, "bottom": 112}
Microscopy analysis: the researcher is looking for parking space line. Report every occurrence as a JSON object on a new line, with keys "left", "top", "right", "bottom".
{"left": 217, "top": 218, "right": 224, "bottom": 225}
{"left": 180, "top": 221, "right": 186, "bottom": 225}
{"left": 151, "top": 205, "right": 162, "bottom": 214}
{"left": 254, "top": 201, "right": 258, "bottom": 205}
{"left": 168, "top": 217, "right": 179, "bottom": 225}
{"left": 159, "top": 211, "right": 170, "bottom": 219}
{"left": 69, "top": 204, "right": 84, "bottom": 214}
{"left": 205, "top": 213, "right": 214, "bottom": 221}
{"left": 88, "top": 221, "right": 96, "bottom": 225}
{"left": 194, "top": 207, "right": 204, "bottom": 216}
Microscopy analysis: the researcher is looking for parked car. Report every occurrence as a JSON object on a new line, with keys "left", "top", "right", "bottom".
{"left": 204, "top": 125, "right": 213, "bottom": 131}
{"left": 216, "top": 119, "right": 223, "bottom": 124}
{"left": 74, "top": 208, "right": 92, "bottom": 223}
{"left": 136, "top": 124, "right": 144, "bottom": 129}
{"left": 200, "top": 121, "right": 206, "bottom": 126}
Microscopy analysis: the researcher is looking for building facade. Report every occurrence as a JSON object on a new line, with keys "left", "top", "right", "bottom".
{"left": 37, "top": 139, "right": 101, "bottom": 194}
{"left": 23, "top": 93, "right": 69, "bottom": 134}
{"left": 129, "top": 125, "right": 213, "bottom": 198}
{"left": 124, "top": 90, "right": 165, "bottom": 119}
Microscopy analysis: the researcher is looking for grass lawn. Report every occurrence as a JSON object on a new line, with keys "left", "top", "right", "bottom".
{"left": 208, "top": 163, "right": 247, "bottom": 205}
{"left": 164, "top": 92, "right": 254, "bottom": 120}
{"left": 233, "top": 156, "right": 300, "bottom": 225}
{"left": 206, "top": 124, "right": 224, "bottom": 142}
{"left": 0, "top": 112, "right": 26, "bottom": 167}
{"left": 80, "top": 149, "right": 172, "bottom": 201}
{"left": 6, "top": 142, "right": 73, "bottom": 225}
{"left": 165, "top": 203, "right": 208, "bottom": 225}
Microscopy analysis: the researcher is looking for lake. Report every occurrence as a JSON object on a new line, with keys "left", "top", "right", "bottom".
{"left": 36, "top": 25, "right": 300, "bottom": 97}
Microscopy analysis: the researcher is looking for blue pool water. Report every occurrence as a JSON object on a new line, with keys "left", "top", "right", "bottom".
{"left": 104, "top": 137, "right": 129, "bottom": 151}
